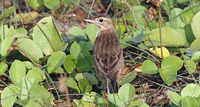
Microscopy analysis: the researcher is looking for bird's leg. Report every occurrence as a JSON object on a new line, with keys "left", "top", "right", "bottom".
{"left": 107, "top": 78, "right": 111, "bottom": 94}
{"left": 101, "top": 79, "right": 107, "bottom": 98}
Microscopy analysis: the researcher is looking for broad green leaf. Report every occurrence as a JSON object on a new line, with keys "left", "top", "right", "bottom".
{"left": 185, "top": 38, "right": 200, "bottom": 55}
{"left": 161, "top": 56, "right": 183, "bottom": 71}
{"left": 75, "top": 73, "right": 98, "bottom": 85}
{"left": 18, "top": 38, "right": 43, "bottom": 63}
{"left": 83, "top": 73, "right": 98, "bottom": 85}
{"left": 167, "top": 91, "right": 182, "bottom": 106}
{"left": 9, "top": 60, "right": 26, "bottom": 84}
{"left": 47, "top": 51, "right": 66, "bottom": 73}
{"left": 18, "top": 78, "right": 36, "bottom": 100}
{"left": 0, "top": 37, "right": 14, "bottom": 57}
{"left": 85, "top": 24, "right": 98, "bottom": 44}
{"left": 76, "top": 55, "right": 94, "bottom": 72}
{"left": 181, "top": 6, "right": 195, "bottom": 25}
{"left": 78, "top": 79, "right": 92, "bottom": 93}
{"left": 68, "top": 26, "right": 86, "bottom": 39}
{"left": 82, "top": 92, "right": 99, "bottom": 102}
{"left": 25, "top": 98, "right": 42, "bottom": 107}
{"left": 30, "top": 85, "right": 54, "bottom": 105}
{"left": 23, "top": 61, "right": 34, "bottom": 70}
{"left": 183, "top": 24, "right": 196, "bottom": 45}
{"left": 144, "top": 27, "right": 185, "bottom": 47}
{"left": 125, "top": 6, "right": 146, "bottom": 26}
{"left": 73, "top": 99, "right": 94, "bottom": 107}
{"left": 181, "top": 84, "right": 200, "bottom": 98}
{"left": 0, "top": 25, "right": 15, "bottom": 42}
{"left": 27, "top": 67, "right": 45, "bottom": 82}
{"left": 107, "top": 94, "right": 124, "bottom": 107}
{"left": 33, "top": 16, "right": 64, "bottom": 55}
{"left": 184, "top": 60, "right": 196, "bottom": 74}
{"left": 0, "top": 61, "right": 8, "bottom": 75}
{"left": 70, "top": 41, "right": 91, "bottom": 59}
{"left": 118, "top": 83, "right": 135, "bottom": 105}
{"left": 182, "top": 96, "right": 197, "bottom": 107}
{"left": 191, "top": 51, "right": 200, "bottom": 62}
{"left": 129, "top": 99, "right": 149, "bottom": 107}
{"left": 63, "top": 55, "right": 77, "bottom": 74}
{"left": 119, "top": 71, "right": 137, "bottom": 85}
{"left": 67, "top": 77, "right": 80, "bottom": 93}
{"left": 142, "top": 60, "right": 158, "bottom": 74}
{"left": 44, "top": 0, "right": 60, "bottom": 9}
{"left": 27, "top": 0, "right": 44, "bottom": 9}
{"left": 1, "top": 85, "right": 18, "bottom": 107}
{"left": 159, "top": 68, "right": 177, "bottom": 86}
{"left": 191, "top": 11, "right": 200, "bottom": 38}
{"left": 171, "top": 8, "right": 185, "bottom": 27}
{"left": 162, "top": 0, "right": 175, "bottom": 14}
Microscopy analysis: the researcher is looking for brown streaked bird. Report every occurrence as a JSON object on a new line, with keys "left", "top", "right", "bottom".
{"left": 84, "top": 14, "right": 124, "bottom": 94}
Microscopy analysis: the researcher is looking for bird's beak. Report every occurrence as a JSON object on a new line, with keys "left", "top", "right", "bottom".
{"left": 84, "top": 19, "right": 97, "bottom": 24}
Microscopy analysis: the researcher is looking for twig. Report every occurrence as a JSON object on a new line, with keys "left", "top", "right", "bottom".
{"left": 123, "top": 0, "right": 140, "bottom": 29}
{"left": 121, "top": 2, "right": 130, "bottom": 34}
{"left": 158, "top": 7, "right": 163, "bottom": 59}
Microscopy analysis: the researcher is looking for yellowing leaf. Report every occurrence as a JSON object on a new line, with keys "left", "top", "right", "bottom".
{"left": 150, "top": 46, "right": 170, "bottom": 59}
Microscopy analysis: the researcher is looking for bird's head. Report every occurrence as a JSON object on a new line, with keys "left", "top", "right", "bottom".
{"left": 84, "top": 14, "right": 115, "bottom": 31}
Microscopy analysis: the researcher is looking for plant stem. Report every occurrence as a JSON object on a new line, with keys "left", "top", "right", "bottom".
{"left": 158, "top": 7, "right": 163, "bottom": 59}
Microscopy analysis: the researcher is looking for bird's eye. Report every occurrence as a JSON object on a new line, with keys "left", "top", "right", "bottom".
{"left": 99, "top": 19, "right": 103, "bottom": 22}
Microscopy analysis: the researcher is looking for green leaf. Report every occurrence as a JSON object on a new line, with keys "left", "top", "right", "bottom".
{"left": 182, "top": 96, "right": 197, "bottom": 107}
{"left": 107, "top": 94, "right": 124, "bottom": 107}
{"left": 44, "top": 0, "right": 60, "bottom": 9}
{"left": 191, "top": 11, "right": 200, "bottom": 38}
{"left": 171, "top": 8, "right": 185, "bottom": 27}
{"left": 0, "top": 25, "right": 15, "bottom": 41}
{"left": 27, "top": 67, "right": 45, "bottom": 82}
{"left": 119, "top": 71, "right": 137, "bottom": 85}
{"left": 167, "top": 91, "right": 182, "bottom": 106}
{"left": 70, "top": 41, "right": 91, "bottom": 59}
{"left": 129, "top": 99, "right": 149, "bottom": 107}
{"left": 82, "top": 73, "right": 98, "bottom": 85}
{"left": 142, "top": 60, "right": 158, "bottom": 74}
{"left": 85, "top": 24, "right": 99, "bottom": 44}
{"left": 1, "top": 85, "right": 18, "bottom": 107}
{"left": 78, "top": 79, "right": 92, "bottom": 93}
{"left": 181, "top": 84, "right": 200, "bottom": 98}
{"left": 25, "top": 98, "right": 43, "bottom": 107}
{"left": 27, "top": 0, "right": 44, "bottom": 9}
{"left": 47, "top": 51, "right": 66, "bottom": 73}
{"left": 191, "top": 51, "right": 200, "bottom": 62}
{"left": 67, "top": 77, "right": 80, "bottom": 93}
{"left": 33, "top": 16, "right": 64, "bottom": 55}
{"left": 18, "top": 78, "right": 36, "bottom": 100}
{"left": 30, "top": 85, "right": 54, "bottom": 105}
{"left": 181, "top": 6, "right": 195, "bottom": 25}
{"left": 185, "top": 38, "right": 200, "bottom": 54}
{"left": 9, "top": 60, "right": 26, "bottom": 84}
{"left": 184, "top": 60, "right": 196, "bottom": 74}
{"left": 0, "top": 37, "right": 14, "bottom": 57}
{"left": 159, "top": 68, "right": 177, "bottom": 86}
{"left": 0, "top": 61, "right": 8, "bottom": 75}
{"left": 23, "top": 61, "right": 34, "bottom": 70}
{"left": 18, "top": 38, "right": 43, "bottom": 63}
{"left": 63, "top": 55, "right": 77, "bottom": 74}
{"left": 144, "top": 27, "right": 185, "bottom": 47}
{"left": 76, "top": 55, "right": 94, "bottom": 72}
{"left": 161, "top": 56, "right": 183, "bottom": 70}
{"left": 68, "top": 26, "right": 86, "bottom": 39}
{"left": 118, "top": 83, "right": 135, "bottom": 105}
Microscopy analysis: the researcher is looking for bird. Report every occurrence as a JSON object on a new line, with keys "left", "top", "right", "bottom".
{"left": 84, "top": 14, "right": 124, "bottom": 94}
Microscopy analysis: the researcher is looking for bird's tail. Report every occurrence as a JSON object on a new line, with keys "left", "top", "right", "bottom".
{"left": 107, "top": 78, "right": 119, "bottom": 94}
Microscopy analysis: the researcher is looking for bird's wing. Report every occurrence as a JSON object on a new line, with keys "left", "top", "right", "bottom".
{"left": 94, "top": 33, "right": 124, "bottom": 81}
